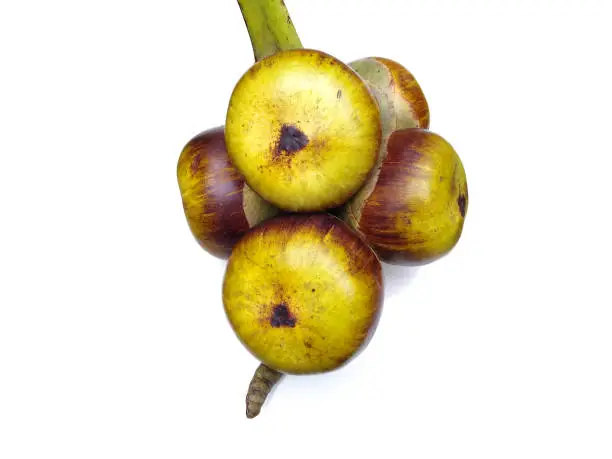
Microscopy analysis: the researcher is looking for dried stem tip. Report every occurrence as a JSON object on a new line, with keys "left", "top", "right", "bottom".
{"left": 246, "top": 363, "right": 283, "bottom": 419}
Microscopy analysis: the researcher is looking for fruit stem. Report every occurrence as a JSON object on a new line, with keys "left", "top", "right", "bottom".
{"left": 237, "top": 0, "right": 303, "bottom": 61}
{"left": 246, "top": 363, "right": 283, "bottom": 419}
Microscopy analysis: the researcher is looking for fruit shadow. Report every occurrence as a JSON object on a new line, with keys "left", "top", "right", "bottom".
{"left": 269, "top": 364, "right": 363, "bottom": 414}
{"left": 381, "top": 262, "right": 419, "bottom": 299}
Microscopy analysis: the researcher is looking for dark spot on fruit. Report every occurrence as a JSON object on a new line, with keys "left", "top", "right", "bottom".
{"left": 311, "top": 288, "right": 316, "bottom": 292}
{"left": 270, "top": 304, "right": 296, "bottom": 328}
{"left": 450, "top": 165, "right": 458, "bottom": 193}
{"left": 304, "top": 340, "right": 313, "bottom": 349}
{"left": 457, "top": 194, "right": 467, "bottom": 217}
{"left": 190, "top": 153, "right": 201, "bottom": 174}
{"left": 335, "top": 355, "right": 349, "bottom": 366}
{"left": 276, "top": 124, "right": 309, "bottom": 156}
{"left": 409, "top": 235, "right": 427, "bottom": 244}
{"left": 337, "top": 89, "right": 342, "bottom": 99}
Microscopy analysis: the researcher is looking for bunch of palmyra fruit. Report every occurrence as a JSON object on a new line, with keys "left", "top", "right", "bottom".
{"left": 177, "top": 0, "right": 468, "bottom": 418}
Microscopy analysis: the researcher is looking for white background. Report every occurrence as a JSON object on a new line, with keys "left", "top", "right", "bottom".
{"left": 1, "top": 0, "right": 611, "bottom": 457}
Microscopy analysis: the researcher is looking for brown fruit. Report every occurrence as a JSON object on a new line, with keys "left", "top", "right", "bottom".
{"left": 349, "top": 56, "right": 430, "bottom": 132}
{"left": 177, "top": 126, "right": 278, "bottom": 258}
{"left": 343, "top": 129, "right": 468, "bottom": 265}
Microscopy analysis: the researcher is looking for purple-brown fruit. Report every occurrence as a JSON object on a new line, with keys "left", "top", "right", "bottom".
{"left": 342, "top": 129, "right": 468, "bottom": 265}
{"left": 177, "top": 126, "right": 278, "bottom": 258}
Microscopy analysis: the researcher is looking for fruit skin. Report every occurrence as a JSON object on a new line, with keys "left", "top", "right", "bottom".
{"left": 223, "top": 213, "right": 383, "bottom": 374}
{"left": 177, "top": 126, "right": 278, "bottom": 259}
{"left": 350, "top": 57, "right": 430, "bottom": 132}
{"left": 343, "top": 129, "right": 468, "bottom": 265}
{"left": 225, "top": 48, "right": 382, "bottom": 213}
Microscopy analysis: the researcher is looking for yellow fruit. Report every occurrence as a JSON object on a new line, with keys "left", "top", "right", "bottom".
{"left": 177, "top": 126, "right": 278, "bottom": 258}
{"left": 222, "top": 214, "right": 383, "bottom": 374}
{"left": 225, "top": 49, "right": 382, "bottom": 212}
{"left": 343, "top": 129, "right": 468, "bottom": 264}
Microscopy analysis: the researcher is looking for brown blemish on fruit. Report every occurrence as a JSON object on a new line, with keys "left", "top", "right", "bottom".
{"left": 315, "top": 50, "right": 331, "bottom": 67}
{"left": 276, "top": 124, "right": 309, "bottom": 156}
{"left": 304, "top": 339, "right": 313, "bottom": 349}
{"left": 457, "top": 194, "right": 467, "bottom": 218}
{"left": 337, "top": 89, "right": 342, "bottom": 99}
{"left": 408, "top": 234, "right": 427, "bottom": 245}
{"left": 450, "top": 164, "right": 459, "bottom": 195}
{"left": 190, "top": 153, "right": 201, "bottom": 174}
{"left": 309, "top": 137, "right": 328, "bottom": 155}
{"left": 270, "top": 303, "right": 296, "bottom": 328}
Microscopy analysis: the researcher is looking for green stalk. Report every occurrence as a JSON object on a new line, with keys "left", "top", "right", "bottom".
{"left": 237, "top": 0, "right": 303, "bottom": 62}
